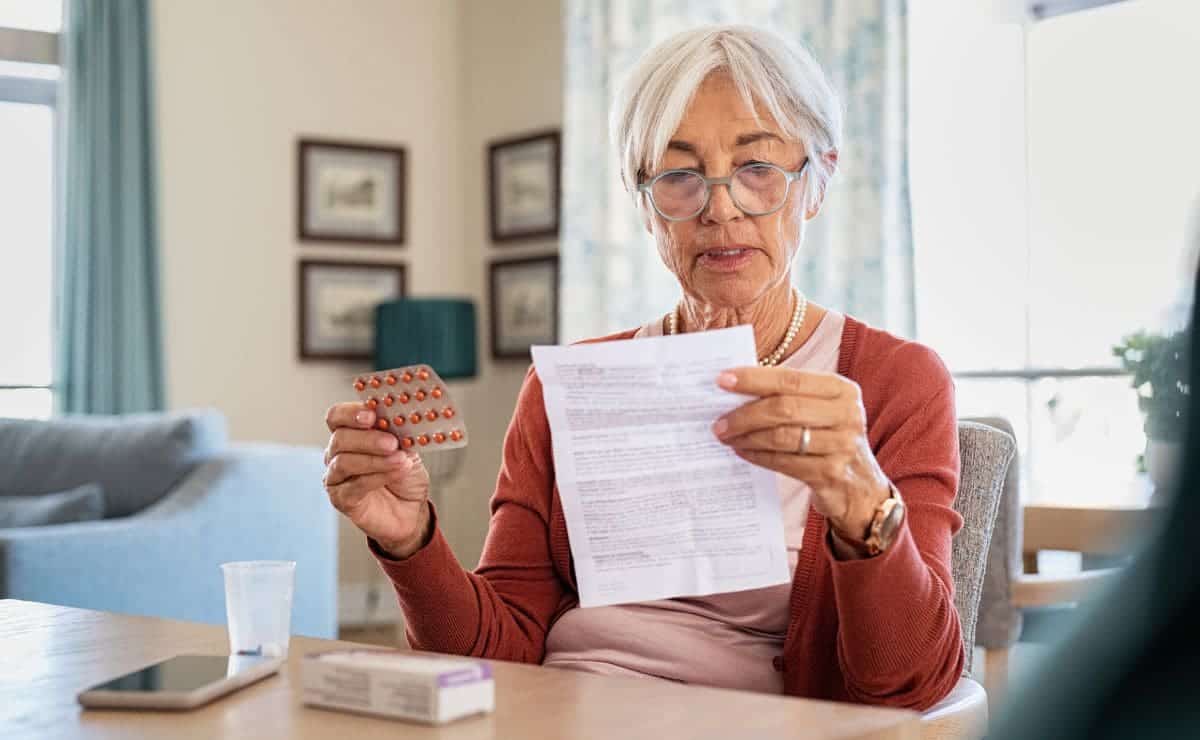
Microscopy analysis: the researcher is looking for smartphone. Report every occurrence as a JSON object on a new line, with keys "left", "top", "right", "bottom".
{"left": 77, "top": 654, "right": 284, "bottom": 710}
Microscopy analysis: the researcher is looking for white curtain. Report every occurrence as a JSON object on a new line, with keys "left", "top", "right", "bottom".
{"left": 561, "top": 0, "right": 914, "bottom": 341}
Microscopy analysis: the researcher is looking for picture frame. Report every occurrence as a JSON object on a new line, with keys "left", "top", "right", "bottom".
{"left": 488, "top": 255, "right": 560, "bottom": 360}
{"left": 297, "top": 138, "right": 406, "bottom": 245}
{"left": 298, "top": 259, "right": 407, "bottom": 361}
{"left": 488, "top": 130, "right": 561, "bottom": 243}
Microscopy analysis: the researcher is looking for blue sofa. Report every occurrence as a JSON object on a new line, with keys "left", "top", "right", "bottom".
{"left": 0, "top": 410, "right": 337, "bottom": 638}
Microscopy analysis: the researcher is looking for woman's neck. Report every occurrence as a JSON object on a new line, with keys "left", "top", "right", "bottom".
{"left": 675, "top": 283, "right": 813, "bottom": 361}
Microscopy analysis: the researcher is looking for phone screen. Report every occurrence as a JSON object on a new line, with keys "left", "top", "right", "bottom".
{"left": 87, "top": 655, "right": 275, "bottom": 693}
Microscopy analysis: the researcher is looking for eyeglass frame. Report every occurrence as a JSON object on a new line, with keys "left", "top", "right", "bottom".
{"left": 635, "top": 158, "right": 810, "bottom": 222}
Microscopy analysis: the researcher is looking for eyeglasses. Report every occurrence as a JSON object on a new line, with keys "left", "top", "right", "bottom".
{"left": 636, "top": 159, "right": 809, "bottom": 221}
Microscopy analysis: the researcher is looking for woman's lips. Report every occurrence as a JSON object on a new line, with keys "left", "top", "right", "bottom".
{"left": 696, "top": 246, "right": 757, "bottom": 272}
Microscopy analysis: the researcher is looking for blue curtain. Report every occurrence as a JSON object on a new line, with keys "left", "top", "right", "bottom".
{"left": 56, "top": 0, "right": 164, "bottom": 413}
{"left": 562, "top": 0, "right": 915, "bottom": 341}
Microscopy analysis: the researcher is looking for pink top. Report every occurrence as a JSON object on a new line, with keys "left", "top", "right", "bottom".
{"left": 541, "top": 308, "right": 847, "bottom": 693}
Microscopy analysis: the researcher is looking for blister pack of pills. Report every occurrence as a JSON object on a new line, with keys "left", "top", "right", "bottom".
{"left": 351, "top": 365, "right": 467, "bottom": 452}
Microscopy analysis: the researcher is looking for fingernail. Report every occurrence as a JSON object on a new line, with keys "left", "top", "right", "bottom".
{"left": 716, "top": 372, "right": 737, "bottom": 389}
{"left": 385, "top": 451, "right": 408, "bottom": 463}
{"left": 378, "top": 435, "right": 398, "bottom": 452}
{"left": 712, "top": 418, "right": 728, "bottom": 437}
{"left": 356, "top": 410, "right": 374, "bottom": 425}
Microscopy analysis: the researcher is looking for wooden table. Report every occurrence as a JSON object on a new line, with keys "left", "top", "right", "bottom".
{"left": 1015, "top": 503, "right": 1160, "bottom": 607}
{"left": 1, "top": 600, "right": 920, "bottom": 739}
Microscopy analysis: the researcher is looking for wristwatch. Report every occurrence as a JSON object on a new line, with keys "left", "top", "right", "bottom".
{"left": 835, "top": 482, "right": 906, "bottom": 557}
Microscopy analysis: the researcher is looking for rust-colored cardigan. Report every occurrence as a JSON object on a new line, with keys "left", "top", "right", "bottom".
{"left": 374, "top": 315, "right": 964, "bottom": 710}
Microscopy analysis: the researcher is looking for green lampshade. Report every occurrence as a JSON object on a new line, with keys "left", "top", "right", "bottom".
{"left": 374, "top": 299, "right": 477, "bottom": 379}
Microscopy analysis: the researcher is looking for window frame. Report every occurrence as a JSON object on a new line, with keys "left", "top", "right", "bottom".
{"left": 1028, "top": 0, "right": 1128, "bottom": 21}
{"left": 0, "top": 27, "right": 58, "bottom": 104}
{"left": 953, "top": 0, "right": 1141, "bottom": 398}
{"left": 919, "top": 1, "right": 1148, "bottom": 502}
{"left": 952, "top": 367, "right": 1134, "bottom": 503}
{"left": 0, "top": 24, "right": 60, "bottom": 407}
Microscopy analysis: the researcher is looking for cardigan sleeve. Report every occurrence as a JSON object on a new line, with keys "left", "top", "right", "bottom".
{"left": 826, "top": 349, "right": 965, "bottom": 711}
{"left": 372, "top": 367, "right": 568, "bottom": 663}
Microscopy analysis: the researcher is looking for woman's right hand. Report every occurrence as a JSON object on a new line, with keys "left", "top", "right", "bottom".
{"left": 323, "top": 403, "right": 432, "bottom": 559}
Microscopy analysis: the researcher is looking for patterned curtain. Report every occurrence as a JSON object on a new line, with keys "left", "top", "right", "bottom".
{"left": 561, "top": 0, "right": 914, "bottom": 341}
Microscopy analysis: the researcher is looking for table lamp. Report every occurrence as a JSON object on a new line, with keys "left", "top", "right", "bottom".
{"left": 374, "top": 298, "right": 477, "bottom": 380}
{"left": 374, "top": 298, "right": 477, "bottom": 490}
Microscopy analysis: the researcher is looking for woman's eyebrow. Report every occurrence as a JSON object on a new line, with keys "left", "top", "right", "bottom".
{"left": 666, "top": 139, "right": 697, "bottom": 154}
{"left": 735, "top": 131, "right": 784, "bottom": 147}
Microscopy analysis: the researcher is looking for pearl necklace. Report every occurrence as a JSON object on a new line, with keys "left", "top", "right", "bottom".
{"left": 666, "top": 288, "right": 808, "bottom": 367}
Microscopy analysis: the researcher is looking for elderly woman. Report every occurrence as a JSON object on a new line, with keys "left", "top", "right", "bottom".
{"left": 322, "top": 25, "right": 963, "bottom": 710}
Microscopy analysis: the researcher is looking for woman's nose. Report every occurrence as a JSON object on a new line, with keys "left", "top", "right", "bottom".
{"left": 701, "top": 181, "right": 743, "bottom": 224}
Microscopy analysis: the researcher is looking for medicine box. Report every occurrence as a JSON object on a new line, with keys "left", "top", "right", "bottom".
{"left": 302, "top": 649, "right": 494, "bottom": 724}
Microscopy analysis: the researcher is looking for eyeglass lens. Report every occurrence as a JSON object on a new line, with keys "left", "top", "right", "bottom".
{"left": 649, "top": 164, "right": 790, "bottom": 219}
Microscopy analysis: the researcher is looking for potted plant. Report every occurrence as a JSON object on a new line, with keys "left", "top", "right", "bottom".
{"left": 1113, "top": 326, "right": 1191, "bottom": 493}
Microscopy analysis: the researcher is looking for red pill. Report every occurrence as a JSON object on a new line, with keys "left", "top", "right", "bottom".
{"left": 401, "top": 372, "right": 413, "bottom": 383}
{"left": 415, "top": 390, "right": 427, "bottom": 401}
{"left": 417, "top": 435, "right": 430, "bottom": 446}
{"left": 353, "top": 381, "right": 365, "bottom": 392}
{"left": 383, "top": 394, "right": 394, "bottom": 407}
{"left": 425, "top": 410, "right": 438, "bottom": 422}
{"left": 393, "top": 415, "right": 406, "bottom": 426}
{"left": 409, "top": 413, "right": 422, "bottom": 425}
{"left": 434, "top": 432, "right": 446, "bottom": 444}
{"left": 398, "top": 392, "right": 410, "bottom": 404}
{"left": 431, "top": 387, "right": 443, "bottom": 399}
{"left": 369, "top": 376, "right": 381, "bottom": 388}
{"left": 385, "top": 374, "right": 397, "bottom": 385}
{"left": 400, "top": 437, "right": 414, "bottom": 449}
{"left": 376, "top": 418, "right": 389, "bottom": 430}
{"left": 442, "top": 407, "right": 455, "bottom": 419}
{"left": 449, "top": 429, "right": 463, "bottom": 442}
{"left": 366, "top": 398, "right": 378, "bottom": 410}
{"left": 417, "top": 369, "right": 430, "bottom": 381}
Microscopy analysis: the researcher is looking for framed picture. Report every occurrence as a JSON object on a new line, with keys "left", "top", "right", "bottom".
{"left": 298, "top": 260, "right": 407, "bottom": 361}
{"left": 488, "top": 130, "right": 561, "bottom": 243}
{"left": 489, "top": 255, "right": 559, "bottom": 359}
{"left": 297, "top": 138, "right": 406, "bottom": 245}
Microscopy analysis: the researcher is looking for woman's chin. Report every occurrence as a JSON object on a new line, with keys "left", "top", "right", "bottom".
{"left": 689, "top": 274, "right": 769, "bottom": 310}
{"left": 687, "top": 253, "right": 775, "bottom": 303}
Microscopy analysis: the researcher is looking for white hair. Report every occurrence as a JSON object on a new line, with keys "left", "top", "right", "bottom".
{"left": 611, "top": 25, "right": 843, "bottom": 207}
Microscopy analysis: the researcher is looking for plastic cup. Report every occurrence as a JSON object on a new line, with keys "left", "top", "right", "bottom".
{"left": 221, "top": 560, "right": 296, "bottom": 658}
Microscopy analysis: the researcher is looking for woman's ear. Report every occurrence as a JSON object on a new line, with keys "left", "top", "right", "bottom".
{"left": 804, "top": 148, "right": 840, "bottom": 220}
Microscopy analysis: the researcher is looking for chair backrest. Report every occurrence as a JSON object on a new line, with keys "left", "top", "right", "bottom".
{"left": 951, "top": 419, "right": 1017, "bottom": 674}
{"left": 966, "top": 417, "right": 1024, "bottom": 655}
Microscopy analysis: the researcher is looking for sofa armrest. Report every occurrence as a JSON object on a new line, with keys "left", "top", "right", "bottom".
{"left": 0, "top": 443, "right": 337, "bottom": 638}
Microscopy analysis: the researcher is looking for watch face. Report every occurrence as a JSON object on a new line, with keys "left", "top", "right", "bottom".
{"left": 879, "top": 501, "right": 906, "bottom": 548}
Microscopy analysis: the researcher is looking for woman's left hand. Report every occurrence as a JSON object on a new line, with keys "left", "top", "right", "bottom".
{"left": 712, "top": 366, "right": 893, "bottom": 548}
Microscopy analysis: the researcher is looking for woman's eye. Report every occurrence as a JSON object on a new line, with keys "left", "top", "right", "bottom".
{"left": 741, "top": 163, "right": 775, "bottom": 178}
{"left": 661, "top": 171, "right": 696, "bottom": 184}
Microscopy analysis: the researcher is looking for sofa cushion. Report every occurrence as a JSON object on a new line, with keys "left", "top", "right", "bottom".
{"left": 0, "top": 483, "right": 106, "bottom": 528}
{"left": 0, "top": 410, "right": 227, "bottom": 517}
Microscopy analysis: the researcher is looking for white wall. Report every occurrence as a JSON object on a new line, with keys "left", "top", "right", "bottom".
{"left": 153, "top": 0, "right": 562, "bottom": 623}
{"left": 446, "top": 0, "right": 564, "bottom": 571}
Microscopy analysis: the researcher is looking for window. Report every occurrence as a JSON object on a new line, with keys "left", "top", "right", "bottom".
{"left": 0, "top": 0, "right": 61, "bottom": 418}
{"left": 910, "top": 0, "right": 1198, "bottom": 504}
{"left": 0, "top": 0, "right": 62, "bottom": 31}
